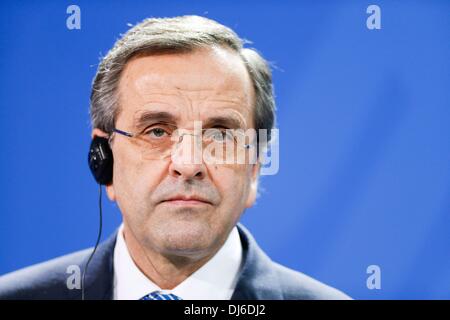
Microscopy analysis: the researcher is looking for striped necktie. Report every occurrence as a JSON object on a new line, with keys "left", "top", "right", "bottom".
{"left": 140, "top": 290, "right": 182, "bottom": 300}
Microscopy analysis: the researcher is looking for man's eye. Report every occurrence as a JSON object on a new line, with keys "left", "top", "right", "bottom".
{"left": 145, "top": 128, "right": 169, "bottom": 138}
{"left": 206, "top": 129, "right": 234, "bottom": 142}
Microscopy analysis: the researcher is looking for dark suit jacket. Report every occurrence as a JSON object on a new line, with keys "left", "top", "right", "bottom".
{"left": 0, "top": 224, "right": 350, "bottom": 300}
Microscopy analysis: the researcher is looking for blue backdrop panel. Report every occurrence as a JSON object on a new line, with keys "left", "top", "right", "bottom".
{"left": 0, "top": 0, "right": 449, "bottom": 299}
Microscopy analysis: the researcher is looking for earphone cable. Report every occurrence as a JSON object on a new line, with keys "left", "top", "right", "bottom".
{"left": 81, "top": 183, "right": 103, "bottom": 300}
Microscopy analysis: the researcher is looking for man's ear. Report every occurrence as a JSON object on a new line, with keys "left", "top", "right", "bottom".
{"left": 91, "top": 128, "right": 116, "bottom": 201}
{"left": 245, "top": 163, "right": 260, "bottom": 208}
{"left": 91, "top": 128, "right": 109, "bottom": 139}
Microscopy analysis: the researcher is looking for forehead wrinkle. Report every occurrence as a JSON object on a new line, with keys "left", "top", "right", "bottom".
{"left": 130, "top": 105, "right": 249, "bottom": 131}
{"left": 132, "top": 109, "right": 179, "bottom": 129}
{"left": 202, "top": 107, "right": 249, "bottom": 129}
{"left": 181, "top": 93, "right": 252, "bottom": 129}
{"left": 136, "top": 88, "right": 247, "bottom": 103}
{"left": 120, "top": 84, "right": 253, "bottom": 129}
{"left": 146, "top": 89, "right": 249, "bottom": 120}
{"left": 130, "top": 68, "right": 249, "bottom": 98}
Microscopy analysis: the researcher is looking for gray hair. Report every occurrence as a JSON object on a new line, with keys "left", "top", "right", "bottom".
{"left": 90, "top": 15, "right": 276, "bottom": 143}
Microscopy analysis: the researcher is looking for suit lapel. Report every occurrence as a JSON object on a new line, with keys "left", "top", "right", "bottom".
{"left": 231, "top": 224, "right": 283, "bottom": 300}
{"left": 70, "top": 230, "right": 117, "bottom": 300}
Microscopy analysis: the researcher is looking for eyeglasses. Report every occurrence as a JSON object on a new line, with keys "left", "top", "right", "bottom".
{"left": 110, "top": 126, "right": 256, "bottom": 164}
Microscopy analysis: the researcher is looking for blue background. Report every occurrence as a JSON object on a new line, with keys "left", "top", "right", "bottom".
{"left": 0, "top": 0, "right": 449, "bottom": 299}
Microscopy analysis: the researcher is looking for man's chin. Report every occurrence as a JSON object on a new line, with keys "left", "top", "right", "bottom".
{"left": 146, "top": 220, "right": 217, "bottom": 258}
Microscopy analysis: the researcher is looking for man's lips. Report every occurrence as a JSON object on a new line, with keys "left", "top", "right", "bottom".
{"left": 160, "top": 195, "right": 213, "bottom": 206}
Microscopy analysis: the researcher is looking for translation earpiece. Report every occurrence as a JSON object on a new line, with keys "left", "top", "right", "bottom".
{"left": 88, "top": 136, "right": 113, "bottom": 185}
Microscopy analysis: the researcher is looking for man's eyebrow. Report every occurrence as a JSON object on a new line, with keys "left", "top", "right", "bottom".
{"left": 133, "top": 111, "right": 245, "bottom": 129}
{"left": 202, "top": 115, "right": 245, "bottom": 129}
{"left": 134, "top": 111, "right": 178, "bottom": 128}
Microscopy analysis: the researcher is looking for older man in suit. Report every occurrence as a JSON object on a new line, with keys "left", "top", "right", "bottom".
{"left": 0, "top": 15, "right": 350, "bottom": 300}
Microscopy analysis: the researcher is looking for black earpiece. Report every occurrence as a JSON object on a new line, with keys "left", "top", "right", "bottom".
{"left": 88, "top": 136, "right": 113, "bottom": 185}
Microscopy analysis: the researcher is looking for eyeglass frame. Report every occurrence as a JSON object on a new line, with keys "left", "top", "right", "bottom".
{"left": 109, "top": 127, "right": 255, "bottom": 160}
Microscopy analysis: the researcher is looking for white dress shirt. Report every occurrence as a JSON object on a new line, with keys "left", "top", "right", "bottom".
{"left": 113, "top": 224, "right": 243, "bottom": 300}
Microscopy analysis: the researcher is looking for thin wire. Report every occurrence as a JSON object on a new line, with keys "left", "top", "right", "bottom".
{"left": 81, "top": 183, "right": 103, "bottom": 300}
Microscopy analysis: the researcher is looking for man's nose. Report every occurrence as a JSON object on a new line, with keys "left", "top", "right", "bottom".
{"left": 168, "top": 134, "right": 206, "bottom": 180}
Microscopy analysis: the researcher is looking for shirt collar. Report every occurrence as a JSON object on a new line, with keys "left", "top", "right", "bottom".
{"left": 113, "top": 223, "right": 243, "bottom": 300}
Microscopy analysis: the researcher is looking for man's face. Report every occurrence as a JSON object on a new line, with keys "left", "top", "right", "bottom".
{"left": 96, "top": 46, "right": 259, "bottom": 259}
